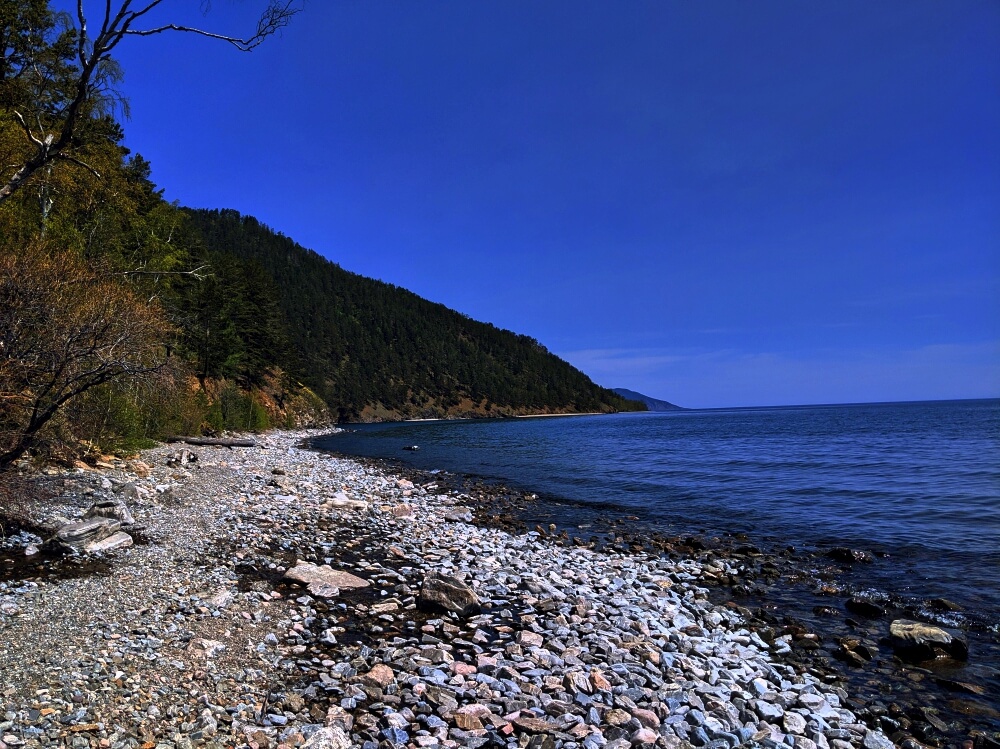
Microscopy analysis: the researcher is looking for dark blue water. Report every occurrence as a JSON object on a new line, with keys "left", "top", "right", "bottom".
{"left": 313, "top": 399, "right": 1000, "bottom": 624}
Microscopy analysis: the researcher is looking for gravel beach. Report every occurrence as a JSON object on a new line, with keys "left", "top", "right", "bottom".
{"left": 0, "top": 429, "right": 937, "bottom": 749}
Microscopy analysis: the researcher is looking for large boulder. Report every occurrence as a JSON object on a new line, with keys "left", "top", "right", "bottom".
{"left": 418, "top": 571, "right": 480, "bottom": 616}
{"left": 53, "top": 517, "right": 121, "bottom": 552}
{"left": 84, "top": 531, "right": 133, "bottom": 553}
{"left": 889, "top": 619, "right": 968, "bottom": 661}
{"left": 84, "top": 499, "right": 135, "bottom": 526}
{"left": 284, "top": 562, "right": 369, "bottom": 598}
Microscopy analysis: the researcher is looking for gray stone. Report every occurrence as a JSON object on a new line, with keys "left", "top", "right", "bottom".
{"left": 755, "top": 700, "right": 785, "bottom": 721}
{"left": 783, "top": 712, "right": 807, "bottom": 735}
{"left": 444, "top": 506, "right": 473, "bottom": 522}
{"left": 187, "top": 638, "right": 226, "bottom": 658}
{"left": 284, "top": 562, "right": 369, "bottom": 590}
{"left": 862, "top": 731, "right": 894, "bottom": 749}
{"left": 53, "top": 517, "right": 120, "bottom": 551}
{"left": 84, "top": 499, "right": 135, "bottom": 526}
{"left": 418, "top": 571, "right": 480, "bottom": 616}
{"left": 301, "top": 726, "right": 353, "bottom": 749}
{"left": 83, "top": 531, "right": 133, "bottom": 553}
{"left": 322, "top": 493, "right": 369, "bottom": 511}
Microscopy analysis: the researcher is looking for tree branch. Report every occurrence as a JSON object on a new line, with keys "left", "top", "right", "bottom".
{"left": 112, "top": 265, "right": 211, "bottom": 281}
{"left": 11, "top": 111, "right": 44, "bottom": 147}
{"left": 54, "top": 153, "right": 102, "bottom": 178}
{"left": 0, "top": 1, "right": 301, "bottom": 205}
{"left": 121, "top": 23, "right": 266, "bottom": 50}
{"left": 123, "top": 2, "right": 301, "bottom": 52}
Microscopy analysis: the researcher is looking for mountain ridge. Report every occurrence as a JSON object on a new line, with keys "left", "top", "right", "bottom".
{"left": 612, "top": 388, "right": 683, "bottom": 411}
{"left": 186, "top": 208, "right": 645, "bottom": 422}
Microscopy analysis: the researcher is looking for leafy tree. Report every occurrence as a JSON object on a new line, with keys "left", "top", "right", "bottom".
{"left": 0, "top": 241, "right": 174, "bottom": 468}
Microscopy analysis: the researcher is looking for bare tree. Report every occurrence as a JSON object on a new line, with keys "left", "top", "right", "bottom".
{"left": 0, "top": 242, "right": 174, "bottom": 469}
{"left": 0, "top": 0, "right": 301, "bottom": 205}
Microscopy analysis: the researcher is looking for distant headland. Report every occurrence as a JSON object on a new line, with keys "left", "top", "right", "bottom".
{"left": 612, "top": 388, "right": 684, "bottom": 411}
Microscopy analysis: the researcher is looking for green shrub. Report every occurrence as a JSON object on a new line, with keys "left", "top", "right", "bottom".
{"left": 218, "top": 383, "right": 270, "bottom": 432}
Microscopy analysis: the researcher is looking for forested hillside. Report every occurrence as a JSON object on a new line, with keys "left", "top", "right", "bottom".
{"left": 0, "top": 0, "right": 638, "bottom": 467}
{"left": 184, "top": 209, "right": 642, "bottom": 421}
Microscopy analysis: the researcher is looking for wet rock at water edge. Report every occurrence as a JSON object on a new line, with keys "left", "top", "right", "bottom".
{"left": 846, "top": 596, "right": 889, "bottom": 619}
{"left": 889, "top": 619, "right": 968, "bottom": 662}
{"left": 418, "top": 570, "right": 481, "bottom": 616}
{"left": 930, "top": 597, "right": 962, "bottom": 612}
{"left": 827, "top": 547, "right": 874, "bottom": 564}
{"left": 284, "top": 561, "right": 370, "bottom": 591}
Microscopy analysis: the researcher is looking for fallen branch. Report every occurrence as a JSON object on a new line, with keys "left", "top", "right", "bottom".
{"left": 164, "top": 436, "right": 257, "bottom": 448}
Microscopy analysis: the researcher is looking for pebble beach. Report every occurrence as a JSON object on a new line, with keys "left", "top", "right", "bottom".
{"left": 0, "top": 430, "right": 961, "bottom": 749}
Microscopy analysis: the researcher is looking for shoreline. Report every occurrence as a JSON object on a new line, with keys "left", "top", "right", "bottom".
{"left": 512, "top": 413, "right": 604, "bottom": 419}
{"left": 311, "top": 440, "right": 1000, "bottom": 745}
{"left": 0, "top": 429, "right": 993, "bottom": 749}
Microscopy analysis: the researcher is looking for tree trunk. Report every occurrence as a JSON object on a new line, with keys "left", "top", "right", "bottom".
{"left": 164, "top": 436, "right": 258, "bottom": 448}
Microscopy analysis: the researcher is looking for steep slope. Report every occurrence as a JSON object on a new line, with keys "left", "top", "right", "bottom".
{"left": 186, "top": 209, "right": 644, "bottom": 421}
{"left": 612, "top": 388, "right": 683, "bottom": 411}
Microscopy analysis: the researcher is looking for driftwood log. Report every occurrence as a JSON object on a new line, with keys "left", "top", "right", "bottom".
{"left": 164, "top": 436, "right": 258, "bottom": 448}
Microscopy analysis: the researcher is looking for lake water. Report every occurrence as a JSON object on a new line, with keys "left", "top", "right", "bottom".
{"left": 313, "top": 399, "right": 1000, "bottom": 626}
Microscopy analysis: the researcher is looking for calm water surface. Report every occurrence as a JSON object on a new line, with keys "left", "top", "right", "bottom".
{"left": 314, "top": 399, "right": 1000, "bottom": 623}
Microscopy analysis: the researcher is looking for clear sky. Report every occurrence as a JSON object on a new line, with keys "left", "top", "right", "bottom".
{"left": 71, "top": 0, "right": 1000, "bottom": 408}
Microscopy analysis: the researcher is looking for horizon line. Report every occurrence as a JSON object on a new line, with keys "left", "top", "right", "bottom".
{"left": 620, "top": 395, "right": 999, "bottom": 412}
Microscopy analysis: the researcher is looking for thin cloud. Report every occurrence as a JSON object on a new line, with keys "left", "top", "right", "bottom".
{"left": 560, "top": 341, "right": 1000, "bottom": 409}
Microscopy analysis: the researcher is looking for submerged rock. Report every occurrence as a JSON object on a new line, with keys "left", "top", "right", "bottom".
{"left": 827, "top": 547, "right": 874, "bottom": 564}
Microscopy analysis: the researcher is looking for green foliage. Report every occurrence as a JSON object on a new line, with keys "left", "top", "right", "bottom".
{"left": 175, "top": 252, "right": 288, "bottom": 386}
{"left": 69, "top": 383, "right": 159, "bottom": 455}
{"left": 217, "top": 383, "right": 270, "bottom": 433}
{"left": 204, "top": 398, "right": 225, "bottom": 434}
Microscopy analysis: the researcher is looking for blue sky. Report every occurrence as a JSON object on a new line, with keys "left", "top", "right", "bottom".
{"left": 75, "top": 0, "right": 999, "bottom": 407}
